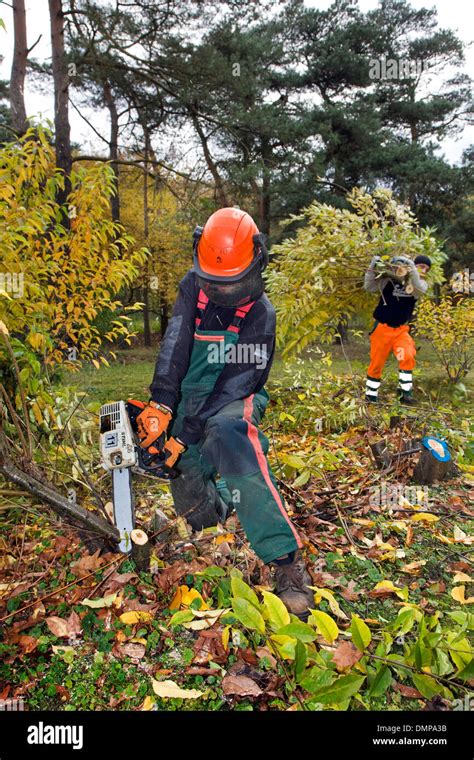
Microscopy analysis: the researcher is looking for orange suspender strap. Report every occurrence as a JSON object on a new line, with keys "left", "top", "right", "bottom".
{"left": 195, "top": 289, "right": 209, "bottom": 327}
{"left": 228, "top": 301, "right": 255, "bottom": 333}
{"left": 195, "top": 289, "right": 255, "bottom": 333}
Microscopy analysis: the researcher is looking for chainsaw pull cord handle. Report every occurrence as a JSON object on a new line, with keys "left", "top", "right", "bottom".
{"left": 134, "top": 401, "right": 172, "bottom": 449}
{"left": 126, "top": 400, "right": 181, "bottom": 478}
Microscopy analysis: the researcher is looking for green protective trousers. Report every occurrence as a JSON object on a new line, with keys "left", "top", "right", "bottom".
{"left": 168, "top": 320, "right": 302, "bottom": 565}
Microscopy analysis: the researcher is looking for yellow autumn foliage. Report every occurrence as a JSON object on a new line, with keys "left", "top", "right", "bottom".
{"left": 119, "top": 166, "right": 191, "bottom": 323}
{"left": 0, "top": 127, "right": 148, "bottom": 370}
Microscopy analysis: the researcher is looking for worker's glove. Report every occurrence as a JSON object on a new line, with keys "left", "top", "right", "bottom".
{"left": 391, "top": 255, "right": 412, "bottom": 268}
{"left": 163, "top": 436, "right": 187, "bottom": 468}
{"left": 136, "top": 401, "right": 172, "bottom": 449}
{"left": 369, "top": 255, "right": 382, "bottom": 269}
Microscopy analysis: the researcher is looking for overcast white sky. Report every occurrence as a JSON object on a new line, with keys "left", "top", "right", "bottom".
{"left": 0, "top": 0, "right": 472, "bottom": 164}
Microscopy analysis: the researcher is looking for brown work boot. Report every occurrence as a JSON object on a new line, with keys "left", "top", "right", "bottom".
{"left": 271, "top": 550, "right": 314, "bottom": 622}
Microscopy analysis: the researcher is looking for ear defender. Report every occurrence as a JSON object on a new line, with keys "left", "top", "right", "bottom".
{"left": 192, "top": 225, "right": 204, "bottom": 258}
{"left": 253, "top": 232, "right": 269, "bottom": 272}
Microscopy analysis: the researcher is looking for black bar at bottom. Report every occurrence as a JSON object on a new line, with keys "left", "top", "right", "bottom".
{"left": 0, "top": 710, "right": 471, "bottom": 758}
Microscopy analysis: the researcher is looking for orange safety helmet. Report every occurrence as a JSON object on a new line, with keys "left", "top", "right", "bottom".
{"left": 193, "top": 207, "right": 268, "bottom": 282}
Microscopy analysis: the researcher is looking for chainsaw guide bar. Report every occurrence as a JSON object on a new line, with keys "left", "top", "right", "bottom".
{"left": 99, "top": 400, "right": 179, "bottom": 553}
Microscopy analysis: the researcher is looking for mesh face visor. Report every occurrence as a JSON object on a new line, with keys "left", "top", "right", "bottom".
{"left": 197, "top": 266, "right": 264, "bottom": 308}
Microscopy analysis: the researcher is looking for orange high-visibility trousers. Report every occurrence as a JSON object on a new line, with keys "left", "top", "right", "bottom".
{"left": 367, "top": 322, "right": 416, "bottom": 379}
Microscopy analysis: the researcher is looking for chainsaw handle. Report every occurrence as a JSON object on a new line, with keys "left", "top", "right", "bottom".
{"left": 126, "top": 400, "right": 182, "bottom": 479}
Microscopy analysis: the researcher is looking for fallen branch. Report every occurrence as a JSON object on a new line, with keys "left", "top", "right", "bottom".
{"left": 0, "top": 458, "right": 119, "bottom": 543}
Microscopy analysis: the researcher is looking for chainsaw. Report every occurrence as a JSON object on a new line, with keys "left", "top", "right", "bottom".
{"left": 373, "top": 256, "right": 415, "bottom": 294}
{"left": 99, "top": 400, "right": 179, "bottom": 553}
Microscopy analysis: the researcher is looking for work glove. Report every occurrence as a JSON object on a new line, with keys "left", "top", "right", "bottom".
{"left": 369, "top": 255, "right": 382, "bottom": 269}
{"left": 136, "top": 401, "right": 172, "bottom": 449}
{"left": 391, "top": 255, "right": 412, "bottom": 268}
{"left": 163, "top": 436, "right": 187, "bottom": 468}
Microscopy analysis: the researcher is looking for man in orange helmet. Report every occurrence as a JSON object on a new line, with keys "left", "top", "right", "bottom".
{"left": 136, "top": 207, "right": 313, "bottom": 620}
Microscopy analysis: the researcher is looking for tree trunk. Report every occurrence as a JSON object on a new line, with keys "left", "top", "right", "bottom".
{"left": 191, "top": 111, "right": 229, "bottom": 207}
{"left": 261, "top": 173, "right": 271, "bottom": 236}
{"left": 0, "top": 458, "right": 119, "bottom": 543}
{"left": 48, "top": 0, "right": 71, "bottom": 208}
{"left": 10, "top": 0, "right": 28, "bottom": 135}
{"left": 260, "top": 141, "right": 271, "bottom": 236}
{"left": 142, "top": 128, "right": 151, "bottom": 346}
{"left": 334, "top": 317, "right": 349, "bottom": 345}
{"left": 103, "top": 79, "right": 120, "bottom": 223}
{"left": 142, "top": 282, "right": 151, "bottom": 347}
{"left": 160, "top": 301, "right": 169, "bottom": 339}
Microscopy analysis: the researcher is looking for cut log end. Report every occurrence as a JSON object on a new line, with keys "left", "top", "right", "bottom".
{"left": 131, "top": 529, "right": 151, "bottom": 572}
{"left": 131, "top": 528, "right": 148, "bottom": 545}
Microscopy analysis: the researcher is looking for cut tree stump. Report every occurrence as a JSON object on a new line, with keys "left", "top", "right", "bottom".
{"left": 402, "top": 438, "right": 422, "bottom": 452}
{"left": 131, "top": 529, "right": 151, "bottom": 572}
{"left": 150, "top": 508, "right": 173, "bottom": 544}
{"left": 370, "top": 440, "right": 391, "bottom": 468}
{"left": 412, "top": 437, "right": 458, "bottom": 485}
{"left": 413, "top": 448, "right": 457, "bottom": 485}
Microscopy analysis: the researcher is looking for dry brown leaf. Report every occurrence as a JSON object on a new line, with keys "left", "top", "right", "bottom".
{"left": 102, "top": 571, "right": 138, "bottom": 595}
{"left": 16, "top": 634, "right": 38, "bottom": 654}
{"left": 45, "top": 616, "right": 70, "bottom": 638}
{"left": 239, "top": 648, "right": 260, "bottom": 665}
{"left": 332, "top": 641, "right": 363, "bottom": 671}
{"left": 222, "top": 674, "right": 262, "bottom": 697}
{"left": 118, "top": 642, "right": 146, "bottom": 660}
{"left": 339, "top": 580, "right": 360, "bottom": 601}
{"left": 186, "top": 667, "right": 217, "bottom": 676}
{"left": 192, "top": 635, "right": 214, "bottom": 665}
{"left": 256, "top": 646, "right": 277, "bottom": 668}
{"left": 154, "top": 559, "right": 205, "bottom": 593}
{"left": 67, "top": 610, "right": 82, "bottom": 636}
{"left": 7, "top": 582, "right": 30, "bottom": 599}
{"left": 45, "top": 610, "right": 82, "bottom": 638}
{"left": 53, "top": 536, "right": 71, "bottom": 553}
{"left": 400, "top": 561, "right": 426, "bottom": 575}
{"left": 70, "top": 550, "right": 104, "bottom": 578}
{"left": 393, "top": 681, "right": 422, "bottom": 699}
{"left": 450, "top": 561, "right": 472, "bottom": 574}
